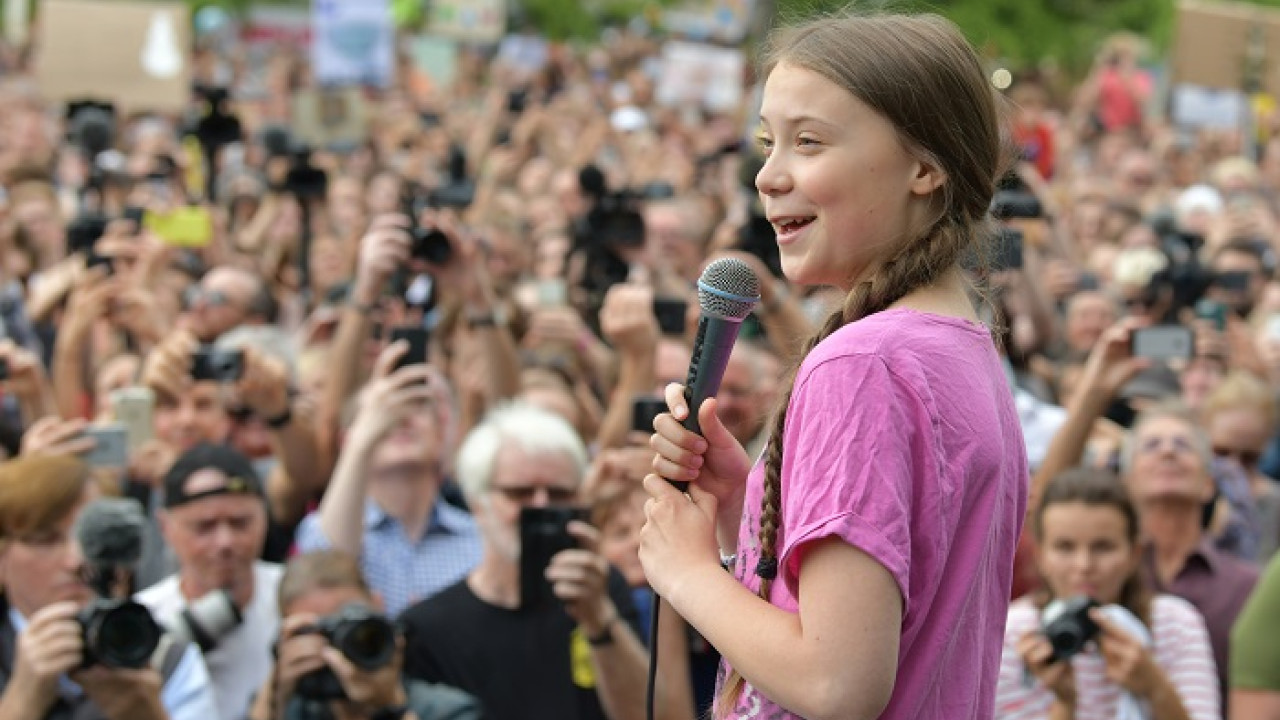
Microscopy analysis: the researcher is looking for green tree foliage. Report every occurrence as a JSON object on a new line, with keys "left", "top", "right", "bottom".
{"left": 774, "top": 0, "right": 1280, "bottom": 74}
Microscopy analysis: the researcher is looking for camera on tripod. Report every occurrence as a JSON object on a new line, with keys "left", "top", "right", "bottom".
{"left": 293, "top": 604, "right": 398, "bottom": 701}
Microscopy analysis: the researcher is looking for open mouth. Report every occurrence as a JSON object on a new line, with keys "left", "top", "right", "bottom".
{"left": 772, "top": 217, "right": 815, "bottom": 235}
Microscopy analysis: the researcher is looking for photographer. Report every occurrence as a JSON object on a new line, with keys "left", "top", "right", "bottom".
{"left": 995, "top": 468, "right": 1218, "bottom": 720}
{"left": 399, "top": 402, "right": 689, "bottom": 720}
{"left": 249, "top": 550, "right": 481, "bottom": 720}
{"left": 0, "top": 455, "right": 217, "bottom": 720}
{"left": 1032, "top": 320, "right": 1260, "bottom": 708}
{"left": 137, "top": 444, "right": 283, "bottom": 720}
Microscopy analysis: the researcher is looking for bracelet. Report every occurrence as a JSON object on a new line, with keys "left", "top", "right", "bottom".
{"left": 719, "top": 550, "right": 737, "bottom": 571}
{"left": 586, "top": 615, "right": 619, "bottom": 646}
{"left": 368, "top": 704, "right": 409, "bottom": 720}
{"left": 347, "top": 298, "right": 379, "bottom": 316}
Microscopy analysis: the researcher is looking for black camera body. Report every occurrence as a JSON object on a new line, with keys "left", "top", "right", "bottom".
{"left": 400, "top": 190, "right": 452, "bottom": 265}
{"left": 294, "top": 605, "right": 398, "bottom": 701}
{"left": 1041, "top": 596, "right": 1100, "bottom": 664}
{"left": 190, "top": 348, "right": 245, "bottom": 383}
{"left": 77, "top": 598, "right": 162, "bottom": 669}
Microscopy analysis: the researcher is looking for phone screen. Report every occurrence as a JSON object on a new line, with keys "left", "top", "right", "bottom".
{"left": 1131, "top": 326, "right": 1194, "bottom": 361}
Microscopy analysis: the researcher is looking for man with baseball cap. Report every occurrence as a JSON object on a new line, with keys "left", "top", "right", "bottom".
{"left": 136, "top": 443, "right": 283, "bottom": 720}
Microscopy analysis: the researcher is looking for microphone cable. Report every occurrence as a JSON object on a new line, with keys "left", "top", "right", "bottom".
{"left": 646, "top": 591, "right": 661, "bottom": 720}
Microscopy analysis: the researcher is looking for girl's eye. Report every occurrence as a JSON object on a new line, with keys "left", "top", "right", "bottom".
{"left": 755, "top": 136, "right": 775, "bottom": 151}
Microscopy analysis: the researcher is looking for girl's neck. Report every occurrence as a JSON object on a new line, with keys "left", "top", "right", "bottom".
{"left": 888, "top": 268, "right": 980, "bottom": 323}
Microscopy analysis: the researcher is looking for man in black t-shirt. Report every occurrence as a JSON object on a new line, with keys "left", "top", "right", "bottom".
{"left": 399, "top": 403, "right": 686, "bottom": 720}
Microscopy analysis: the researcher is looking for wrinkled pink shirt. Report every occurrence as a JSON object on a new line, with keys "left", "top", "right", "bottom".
{"left": 720, "top": 309, "right": 1028, "bottom": 719}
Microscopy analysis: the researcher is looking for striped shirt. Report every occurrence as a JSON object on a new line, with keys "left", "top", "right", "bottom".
{"left": 994, "top": 595, "right": 1221, "bottom": 720}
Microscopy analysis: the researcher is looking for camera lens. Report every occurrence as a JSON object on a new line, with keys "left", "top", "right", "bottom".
{"left": 83, "top": 600, "right": 162, "bottom": 668}
{"left": 334, "top": 616, "right": 396, "bottom": 670}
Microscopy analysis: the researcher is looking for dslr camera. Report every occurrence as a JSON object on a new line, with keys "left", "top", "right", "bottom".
{"left": 77, "top": 598, "right": 162, "bottom": 669}
{"left": 294, "top": 604, "right": 398, "bottom": 701}
{"left": 190, "top": 348, "right": 245, "bottom": 383}
{"left": 1040, "top": 595, "right": 1100, "bottom": 663}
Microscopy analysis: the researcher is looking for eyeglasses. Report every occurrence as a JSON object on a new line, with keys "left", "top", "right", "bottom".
{"left": 490, "top": 484, "right": 579, "bottom": 505}
{"left": 1136, "top": 434, "right": 1196, "bottom": 455}
{"left": 1213, "top": 446, "right": 1261, "bottom": 469}
{"left": 184, "top": 286, "right": 232, "bottom": 310}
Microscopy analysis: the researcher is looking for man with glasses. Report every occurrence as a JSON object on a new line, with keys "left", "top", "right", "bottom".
{"left": 294, "top": 343, "right": 482, "bottom": 617}
{"left": 1125, "top": 404, "right": 1259, "bottom": 708}
{"left": 183, "top": 267, "right": 275, "bottom": 343}
{"left": 398, "top": 402, "right": 676, "bottom": 720}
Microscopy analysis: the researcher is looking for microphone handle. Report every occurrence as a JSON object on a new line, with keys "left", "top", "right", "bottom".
{"left": 669, "top": 314, "right": 744, "bottom": 492}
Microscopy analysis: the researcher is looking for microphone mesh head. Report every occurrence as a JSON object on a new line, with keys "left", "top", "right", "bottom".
{"left": 697, "top": 258, "right": 762, "bottom": 320}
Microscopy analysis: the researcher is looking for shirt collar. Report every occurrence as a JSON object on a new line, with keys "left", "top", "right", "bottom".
{"left": 365, "top": 498, "right": 470, "bottom": 536}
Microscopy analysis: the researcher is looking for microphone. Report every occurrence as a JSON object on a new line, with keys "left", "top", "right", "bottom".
{"left": 74, "top": 497, "right": 147, "bottom": 596}
{"left": 672, "top": 257, "right": 762, "bottom": 491}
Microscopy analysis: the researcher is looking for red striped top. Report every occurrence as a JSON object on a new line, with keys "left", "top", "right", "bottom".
{"left": 994, "top": 595, "right": 1221, "bottom": 720}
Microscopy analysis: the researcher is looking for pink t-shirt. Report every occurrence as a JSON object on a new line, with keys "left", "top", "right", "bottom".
{"left": 720, "top": 309, "right": 1029, "bottom": 719}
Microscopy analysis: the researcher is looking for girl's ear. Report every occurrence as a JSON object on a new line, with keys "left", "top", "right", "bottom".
{"left": 909, "top": 158, "right": 947, "bottom": 197}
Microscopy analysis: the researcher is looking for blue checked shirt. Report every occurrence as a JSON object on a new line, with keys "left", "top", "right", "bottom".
{"left": 295, "top": 499, "right": 483, "bottom": 617}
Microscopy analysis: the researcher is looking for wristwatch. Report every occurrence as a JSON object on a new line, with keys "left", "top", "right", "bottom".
{"left": 587, "top": 615, "right": 619, "bottom": 647}
{"left": 465, "top": 307, "right": 508, "bottom": 329}
{"left": 368, "top": 704, "right": 409, "bottom": 720}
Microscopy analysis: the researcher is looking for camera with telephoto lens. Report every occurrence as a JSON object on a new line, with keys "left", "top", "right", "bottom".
{"left": 77, "top": 598, "right": 162, "bottom": 669}
{"left": 164, "top": 589, "right": 243, "bottom": 652}
{"left": 1040, "top": 595, "right": 1100, "bottom": 663}
{"left": 293, "top": 604, "right": 398, "bottom": 701}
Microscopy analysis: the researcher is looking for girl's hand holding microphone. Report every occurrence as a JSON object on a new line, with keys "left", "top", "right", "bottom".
{"left": 639, "top": 382, "right": 752, "bottom": 599}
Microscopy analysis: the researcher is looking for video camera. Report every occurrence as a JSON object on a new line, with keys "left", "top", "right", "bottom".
{"left": 1146, "top": 209, "right": 1249, "bottom": 317}
{"left": 293, "top": 604, "right": 398, "bottom": 701}
{"left": 261, "top": 127, "right": 328, "bottom": 201}
{"left": 74, "top": 499, "right": 162, "bottom": 669}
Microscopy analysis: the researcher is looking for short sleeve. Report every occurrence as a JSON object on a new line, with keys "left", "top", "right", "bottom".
{"left": 777, "top": 355, "right": 935, "bottom": 606}
{"left": 293, "top": 511, "right": 333, "bottom": 553}
{"left": 1157, "top": 596, "right": 1220, "bottom": 720}
{"left": 1232, "top": 554, "right": 1280, "bottom": 691}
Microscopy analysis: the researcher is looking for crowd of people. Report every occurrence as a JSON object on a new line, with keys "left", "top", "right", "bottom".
{"left": 0, "top": 5, "right": 1273, "bottom": 720}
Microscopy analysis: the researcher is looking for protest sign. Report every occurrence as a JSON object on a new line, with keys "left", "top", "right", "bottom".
{"left": 654, "top": 41, "right": 745, "bottom": 113}
{"left": 312, "top": 0, "right": 395, "bottom": 88}
{"left": 427, "top": 0, "right": 506, "bottom": 44}
{"left": 36, "top": 0, "right": 190, "bottom": 113}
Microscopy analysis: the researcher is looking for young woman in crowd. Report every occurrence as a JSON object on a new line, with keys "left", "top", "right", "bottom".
{"left": 996, "top": 468, "right": 1220, "bottom": 720}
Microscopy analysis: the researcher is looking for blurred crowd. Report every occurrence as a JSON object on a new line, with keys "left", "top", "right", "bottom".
{"left": 0, "top": 13, "right": 1275, "bottom": 720}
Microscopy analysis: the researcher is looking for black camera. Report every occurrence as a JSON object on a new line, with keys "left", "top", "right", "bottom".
{"left": 1041, "top": 596, "right": 1100, "bottom": 663}
{"left": 66, "top": 213, "right": 109, "bottom": 256}
{"left": 294, "top": 604, "right": 398, "bottom": 701}
{"left": 190, "top": 348, "right": 245, "bottom": 382}
{"left": 400, "top": 188, "right": 452, "bottom": 265}
{"left": 77, "top": 598, "right": 162, "bottom": 669}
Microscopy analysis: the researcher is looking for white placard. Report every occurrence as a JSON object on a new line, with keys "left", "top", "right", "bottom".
{"left": 1172, "top": 83, "right": 1248, "bottom": 130}
{"left": 312, "top": 0, "right": 394, "bottom": 88}
{"left": 655, "top": 40, "right": 745, "bottom": 113}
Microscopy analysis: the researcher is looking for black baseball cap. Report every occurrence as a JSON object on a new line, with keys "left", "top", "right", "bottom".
{"left": 163, "top": 443, "right": 263, "bottom": 509}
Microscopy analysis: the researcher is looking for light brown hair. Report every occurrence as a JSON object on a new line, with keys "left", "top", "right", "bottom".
{"left": 724, "top": 8, "right": 1005, "bottom": 712}
{"left": 0, "top": 455, "right": 91, "bottom": 542}
{"left": 277, "top": 550, "right": 372, "bottom": 615}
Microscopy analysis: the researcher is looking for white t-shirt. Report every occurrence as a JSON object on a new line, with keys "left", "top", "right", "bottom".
{"left": 137, "top": 561, "right": 284, "bottom": 720}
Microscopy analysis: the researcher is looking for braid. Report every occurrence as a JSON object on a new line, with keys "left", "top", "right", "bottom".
{"left": 716, "top": 218, "right": 971, "bottom": 716}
